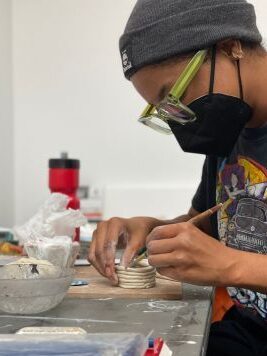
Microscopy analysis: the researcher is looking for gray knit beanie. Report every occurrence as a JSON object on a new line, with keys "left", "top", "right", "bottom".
{"left": 119, "top": 0, "right": 262, "bottom": 79}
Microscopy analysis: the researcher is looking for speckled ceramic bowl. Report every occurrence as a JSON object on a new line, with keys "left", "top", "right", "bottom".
{"left": 0, "top": 268, "right": 74, "bottom": 314}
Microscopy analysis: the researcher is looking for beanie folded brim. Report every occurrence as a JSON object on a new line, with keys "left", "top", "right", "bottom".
{"left": 120, "top": 2, "right": 262, "bottom": 79}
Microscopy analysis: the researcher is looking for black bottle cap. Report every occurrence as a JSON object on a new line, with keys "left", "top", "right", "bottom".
{"left": 49, "top": 152, "right": 80, "bottom": 169}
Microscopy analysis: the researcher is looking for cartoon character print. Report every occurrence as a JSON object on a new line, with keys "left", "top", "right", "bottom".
{"left": 217, "top": 156, "right": 267, "bottom": 318}
{"left": 228, "top": 287, "right": 267, "bottom": 319}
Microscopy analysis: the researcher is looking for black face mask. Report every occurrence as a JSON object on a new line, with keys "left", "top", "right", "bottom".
{"left": 168, "top": 46, "right": 253, "bottom": 157}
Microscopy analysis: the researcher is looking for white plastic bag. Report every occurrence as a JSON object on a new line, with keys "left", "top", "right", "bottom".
{"left": 14, "top": 193, "right": 86, "bottom": 267}
{"left": 14, "top": 193, "right": 87, "bottom": 244}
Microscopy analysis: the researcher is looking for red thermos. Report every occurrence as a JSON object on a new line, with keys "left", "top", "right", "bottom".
{"left": 49, "top": 153, "right": 80, "bottom": 241}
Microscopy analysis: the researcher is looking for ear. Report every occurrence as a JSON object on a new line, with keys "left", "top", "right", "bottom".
{"left": 217, "top": 39, "right": 244, "bottom": 60}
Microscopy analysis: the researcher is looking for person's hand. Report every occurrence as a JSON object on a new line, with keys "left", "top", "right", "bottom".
{"left": 88, "top": 216, "right": 159, "bottom": 284}
{"left": 146, "top": 222, "right": 240, "bottom": 286}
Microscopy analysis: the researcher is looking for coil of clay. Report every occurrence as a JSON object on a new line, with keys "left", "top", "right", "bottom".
{"left": 115, "top": 259, "right": 156, "bottom": 289}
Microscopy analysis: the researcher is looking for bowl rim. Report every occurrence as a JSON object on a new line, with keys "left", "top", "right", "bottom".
{"left": 0, "top": 268, "right": 75, "bottom": 282}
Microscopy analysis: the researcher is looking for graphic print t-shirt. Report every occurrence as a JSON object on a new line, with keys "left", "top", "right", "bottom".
{"left": 192, "top": 124, "right": 267, "bottom": 319}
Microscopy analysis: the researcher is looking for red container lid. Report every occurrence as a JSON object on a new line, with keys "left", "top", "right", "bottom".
{"left": 49, "top": 152, "right": 80, "bottom": 169}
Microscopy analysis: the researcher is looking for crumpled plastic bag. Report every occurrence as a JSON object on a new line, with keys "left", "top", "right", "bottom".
{"left": 46, "top": 209, "right": 87, "bottom": 237}
{"left": 13, "top": 193, "right": 86, "bottom": 267}
{"left": 14, "top": 193, "right": 87, "bottom": 244}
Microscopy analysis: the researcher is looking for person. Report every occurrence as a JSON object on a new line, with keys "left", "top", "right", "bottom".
{"left": 88, "top": 0, "right": 267, "bottom": 354}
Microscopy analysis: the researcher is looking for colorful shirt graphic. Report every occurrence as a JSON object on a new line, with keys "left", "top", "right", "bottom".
{"left": 217, "top": 156, "right": 267, "bottom": 318}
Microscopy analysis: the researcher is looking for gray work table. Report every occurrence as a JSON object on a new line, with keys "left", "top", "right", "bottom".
{"left": 0, "top": 283, "right": 213, "bottom": 356}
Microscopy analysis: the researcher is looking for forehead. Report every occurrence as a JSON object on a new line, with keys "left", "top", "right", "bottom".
{"left": 131, "top": 60, "right": 187, "bottom": 105}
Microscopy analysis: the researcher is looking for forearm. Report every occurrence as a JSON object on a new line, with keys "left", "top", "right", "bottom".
{"left": 162, "top": 214, "right": 191, "bottom": 225}
{"left": 223, "top": 248, "right": 267, "bottom": 294}
{"left": 155, "top": 206, "right": 196, "bottom": 226}
{"left": 159, "top": 207, "right": 212, "bottom": 235}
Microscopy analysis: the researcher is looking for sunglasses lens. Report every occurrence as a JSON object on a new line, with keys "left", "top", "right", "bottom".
{"left": 139, "top": 114, "right": 172, "bottom": 134}
{"left": 158, "top": 100, "right": 196, "bottom": 125}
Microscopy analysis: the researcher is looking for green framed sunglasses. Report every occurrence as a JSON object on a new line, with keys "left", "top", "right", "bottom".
{"left": 138, "top": 50, "right": 208, "bottom": 134}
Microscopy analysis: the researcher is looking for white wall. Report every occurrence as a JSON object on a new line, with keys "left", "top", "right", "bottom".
{"left": 12, "top": 0, "right": 204, "bottom": 224}
{"left": 251, "top": 0, "right": 267, "bottom": 43}
{"left": 0, "top": 0, "right": 14, "bottom": 227}
{"left": 11, "top": 0, "right": 267, "bottom": 224}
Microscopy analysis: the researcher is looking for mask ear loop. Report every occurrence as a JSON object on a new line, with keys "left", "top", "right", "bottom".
{"left": 208, "top": 45, "right": 217, "bottom": 96}
{"left": 236, "top": 60, "right": 244, "bottom": 100}
{"left": 209, "top": 46, "right": 244, "bottom": 100}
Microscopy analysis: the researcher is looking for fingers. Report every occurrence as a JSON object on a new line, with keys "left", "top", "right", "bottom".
{"left": 88, "top": 216, "right": 154, "bottom": 282}
{"left": 148, "top": 252, "right": 178, "bottom": 268}
{"left": 147, "top": 229, "right": 192, "bottom": 268}
{"left": 156, "top": 267, "right": 179, "bottom": 281}
{"left": 147, "top": 237, "right": 177, "bottom": 255}
{"left": 146, "top": 223, "right": 185, "bottom": 244}
{"left": 146, "top": 224, "right": 188, "bottom": 268}
{"left": 95, "top": 222, "right": 109, "bottom": 271}
{"left": 88, "top": 231, "right": 106, "bottom": 278}
{"left": 88, "top": 218, "right": 125, "bottom": 284}
{"left": 104, "top": 221, "right": 126, "bottom": 283}
{"left": 121, "top": 237, "right": 144, "bottom": 268}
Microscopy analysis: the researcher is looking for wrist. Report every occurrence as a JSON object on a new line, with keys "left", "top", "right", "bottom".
{"left": 219, "top": 248, "right": 267, "bottom": 293}
{"left": 138, "top": 217, "right": 163, "bottom": 231}
{"left": 221, "top": 246, "right": 246, "bottom": 287}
